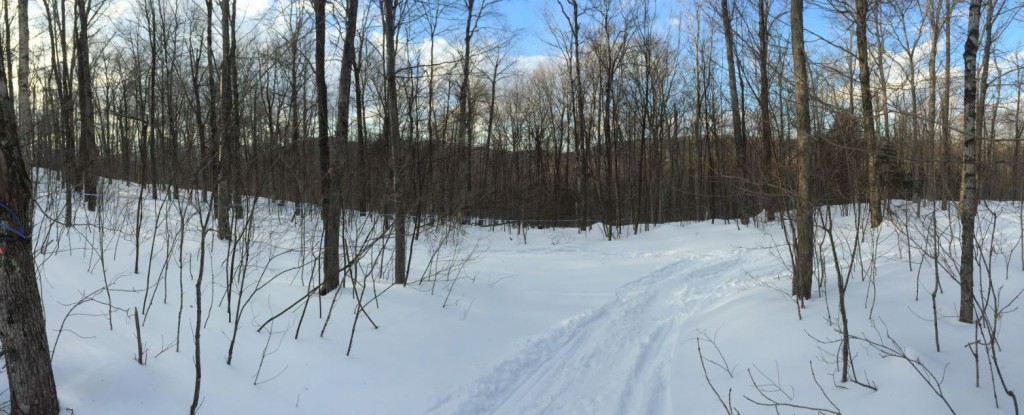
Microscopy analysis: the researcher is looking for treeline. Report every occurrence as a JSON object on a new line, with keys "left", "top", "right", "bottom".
{"left": 6, "top": 0, "right": 1024, "bottom": 237}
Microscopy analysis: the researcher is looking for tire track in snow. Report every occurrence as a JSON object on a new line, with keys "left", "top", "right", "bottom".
{"left": 429, "top": 249, "right": 776, "bottom": 415}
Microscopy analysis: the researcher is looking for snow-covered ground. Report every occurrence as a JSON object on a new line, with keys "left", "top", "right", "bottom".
{"left": 8, "top": 176, "right": 1023, "bottom": 414}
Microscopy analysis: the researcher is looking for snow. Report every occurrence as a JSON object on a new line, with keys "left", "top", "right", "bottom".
{"left": 6, "top": 176, "right": 1023, "bottom": 414}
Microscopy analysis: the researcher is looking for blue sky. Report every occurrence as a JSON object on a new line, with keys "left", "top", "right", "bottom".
{"left": 492, "top": 0, "right": 839, "bottom": 60}
{"left": 495, "top": 0, "right": 561, "bottom": 57}
{"left": 490, "top": 0, "right": 1024, "bottom": 57}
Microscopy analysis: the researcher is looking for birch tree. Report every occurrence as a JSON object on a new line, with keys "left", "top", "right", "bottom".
{"left": 958, "top": 0, "right": 982, "bottom": 324}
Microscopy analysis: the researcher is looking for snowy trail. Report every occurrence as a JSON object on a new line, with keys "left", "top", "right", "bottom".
{"left": 429, "top": 248, "right": 778, "bottom": 415}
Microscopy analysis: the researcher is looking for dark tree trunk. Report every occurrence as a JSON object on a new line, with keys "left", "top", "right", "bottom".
{"left": 16, "top": 0, "right": 29, "bottom": 154}
{"left": 0, "top": 53, "right": 61, "bottom": 415}
{"left": 720, "top": 0, "right": 748, "bottom": 224}
{"left": 940, "top": 0, "right": 952, "bottom": 210}
{"left": 75, "top": 0, "right": 97, "bottom": 211}
{"left": 791, "top": 0, "right": 813, "bottom": 300}
{"left": 313, "top": 0, "right": 334, "bottom": 293}
{"left": 460, "top": 0, "right": 477, "bottom": 200}
{"left": 757, "top": 0, "right": 774, "bottom": 221}
{"left": 319, "top": 0, "right": 358, "bottom": 296}
{"left": 216, "top": 0, "right": 236, "bottom": 241}
{"left": 382, "top": 0, "right": 406, "bottom": 285}
{"left": 856, "top": 0, "right": 881, "bottom": 227}
{"left": 205, "top": 0, "right": 219, "bottom": 201}
{"left": 558, "top": 0, "right": 588, "bottom": 230}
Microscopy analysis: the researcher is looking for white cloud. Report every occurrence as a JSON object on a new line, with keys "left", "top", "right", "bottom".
{"left": 516, "top": 54, "right": 554, "bottom": 73}
{"left": 236, "top": 0, "right": 272, "bottom": 20}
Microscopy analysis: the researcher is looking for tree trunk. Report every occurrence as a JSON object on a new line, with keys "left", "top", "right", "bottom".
{"left": 720, "top": 0, "right": 748, "bottom": 225}
{"left": 856, "top": 0, "right": 881, "bottom": 227}
{"left": 757, "top": 0, "right": 774, "bottom": 221}
{"left": 382, "top": 0, "right": 406, "bottom": 285}
{"left": 790, "top": 0, "right": 813, "bottom": 300}
{"left": 0, "top": 54, "right": 61, "bottom": 415}
{"left": 318, "top": 0, "right": 358, "bottom": 296}
{"left": 958, "top": 0, "right": 982, "bottom": 324}
{"left": 75, "top": 0, "right": 97, "bottom": 211}
{"left": 16, "top": 0, "right": 28, "bottom": 150}
{"left": 460, "top": 0, "right": 477, "bottom": 201}
{"left": 313, "top": 0, "right": 334, "bottom": 293}
{"left": 216, "top": 0, "right": 235, "bottom": 241}
{"left": 205, "top": 0, "right": 219, "bottom": 201}
{"left": 927, "top": 0, "right": 941, "bottom": 207}
{"left": 558, "top": 0, "right": 588, "bottom": 230}
{"left": 940, "top": 0, "right": 952, "bottom": 210}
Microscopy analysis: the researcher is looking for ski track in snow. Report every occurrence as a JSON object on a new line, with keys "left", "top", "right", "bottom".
{"left": 429, "top": 248, "right": 777, "bottom": 415}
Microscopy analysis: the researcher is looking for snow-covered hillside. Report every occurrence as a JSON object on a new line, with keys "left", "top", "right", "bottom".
{"left": 8, "top": 175, "right": 1023, "bottom": 414}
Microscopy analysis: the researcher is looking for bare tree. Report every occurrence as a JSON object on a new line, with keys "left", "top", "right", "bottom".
{"left": 0, "top": 47, "right": 60, "bottom": 415}
{"left": 755, "top": 0, "right": 774, "bottom": 221}
{"left": 40, "top": 0, "right": 75, "bottom": 226}
{"left": 314, "top": 0, "right": 333, "bottom": 293}
{"left": 939, "top": 0, "right": 952, "bottom": 210}
{"left": 205, "top": 0, "right": 220, "bottom": 201}
{"left": 458, "top": 0, "right": 483, "bottom": 197}
{"left": 382, "top": 0, "right": 407, "bottom": 285}
{"left": 926, "top": 0, "right": 941, "bottom": 210}
{"left": 76, "top": 0, "right": 98, "bottom": 211}
{"left": 320, "top": 0, "right": 360, "bottom": 296}
{"left": 790, "top": 0, "right": 813, "bottom": 300}
{"left": 958, "top": 0, "right": 982, "bottom": 324}
{"left": 554, "top": 0, "right": 590, "bottom": 230}
{"left": 16, "top": 0, "right": 28, "bottom": 149}
{"left": 856, "top": 0, "right": 880, "bottom": 227}
{"left": 720, "top": 0, "right": 748, "bottom": 224}
{"left": 216, "top": 0, "right": 238, "bottom": 241}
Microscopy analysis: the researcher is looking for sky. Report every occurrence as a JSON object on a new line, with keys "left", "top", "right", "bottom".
{"left": 77, "top": 0, "right": 1022, "bottom": 89}
{"left": 491, "top": 0, "right": 836, "bottom": 66}
{"left": 491, "top": 0, "right": 1023, "bottom": 82}
{"left": 495, "top": 0, "right": 555, "bottom": 57}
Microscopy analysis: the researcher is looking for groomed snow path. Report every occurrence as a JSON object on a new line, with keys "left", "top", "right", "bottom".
{"left": 430, "top": 235, "right": 779, "bottom": 415}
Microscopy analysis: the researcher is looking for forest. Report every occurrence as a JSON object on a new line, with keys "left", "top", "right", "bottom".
{"left": 0, "top": 0, "right": 1023, "bottom": 413}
